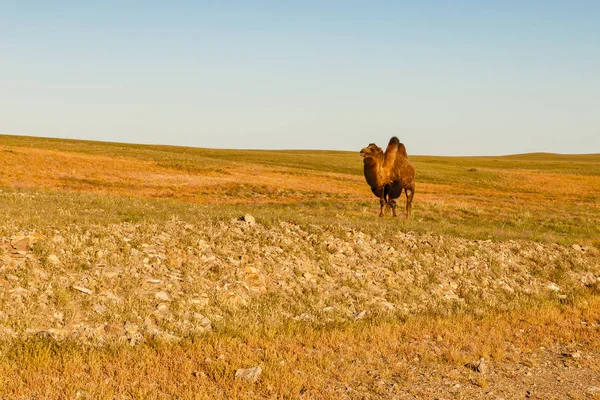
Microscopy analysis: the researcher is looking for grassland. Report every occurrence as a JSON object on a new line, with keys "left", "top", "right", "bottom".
{"left": 0, "top": 134, "right": 599, "bottom": 399}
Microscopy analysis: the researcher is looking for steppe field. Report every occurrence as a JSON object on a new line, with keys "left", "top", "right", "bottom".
{"left": 0, "top": 134, "right": 599, "bottom": 399}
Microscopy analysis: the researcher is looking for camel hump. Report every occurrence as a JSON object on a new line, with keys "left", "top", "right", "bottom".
{"left": 387, "top": 137, "right": 408, "bottom": 158}
{"left": 398, "top": 143, "right": 408, "bottom": 158}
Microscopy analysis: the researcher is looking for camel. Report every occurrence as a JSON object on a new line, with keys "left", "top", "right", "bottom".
{"left": 360, "top": 137, "right": 415, "bottom": 218}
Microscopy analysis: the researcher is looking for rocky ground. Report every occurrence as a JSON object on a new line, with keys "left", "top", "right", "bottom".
{"left": 1, "top": 213, "right": 600, "bottom": 398}
{"left": 1, "top": 138, "right": 599, "bottom": 398}
{"left": 1, "top": 214, "right": 598, "bottom": 346}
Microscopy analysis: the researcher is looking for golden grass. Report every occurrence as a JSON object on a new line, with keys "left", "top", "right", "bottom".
{"left": 1, "top": 142, "right": 598, "bottom": 210}
{"left": 3, "top": 135, "right": 598, "bottom": 245}
{"left": 1, "top": 297, "right": 598, "bottom": 399}
{"left": 0, "top": 135, "right": 599, "bottom": 398}
{"left": 0, "top": 146, "right": 366, "bottom": 202}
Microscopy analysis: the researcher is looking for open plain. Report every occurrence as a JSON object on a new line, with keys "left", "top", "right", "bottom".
{"left": 0, "top": 135, "right": 599, "bottom": 399}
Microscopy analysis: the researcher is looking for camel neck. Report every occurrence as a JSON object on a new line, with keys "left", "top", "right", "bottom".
{"left": 363, "top": 157, "right": 386, "bottom": 188}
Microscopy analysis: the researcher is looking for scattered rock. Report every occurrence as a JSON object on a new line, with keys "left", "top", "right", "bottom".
{"left": 190, "top": 295, "right": 209, "bottom": 307}
{"left": 72, "top": 285, "right": 93, "bottom": 295}
{"left": 124, "top": 322, "right": 143, "bottom": 346}
{"left": 192, "top": 371, "right": 206, "bottom": 378}
{"left": 466, "top": 357, "right": 487, "bottom": 373}
{"left": 0, "top": 218, "right": 598, "bottom": 353}
{"left": 240, "top": 214, "right": 256, "bottom": 226}
{"left": 47, "top": 254, "right": 61, "bottom": 265}
{"left": 92, "top": 304, "right": 107, "bottom": 314}
{"left": 588, "top": 387, "right": 600, "bottom": 395}
{"left": 235, "top": 366, "right": 262, "bottom": 382}
{"left": 155, "top": 291, "right": 171, "bottom": 301}
{"left": 562, "top": 351, "right": 582, "bottom": 358}
{"left": 10, "top": 237, "right": 31, "bottom": 252}
{"left": 154, "top": 303, "right": 173, "bottom": 320}
{"left": 193, "top": 313, "right": 212, "bottom": 332}
{"left": 354, "top": 310, "right": 366, "bottom": 320}
{"left": 293, "top": 313, "right": 314, "bottom": 322}
{"left": 475, "top": 357, "right": 487, "bottom": 373}
{"left": 547, "top": 282, "right": 561, "bottom": 292}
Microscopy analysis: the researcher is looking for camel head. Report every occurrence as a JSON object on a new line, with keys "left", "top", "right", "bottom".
{"left": 360, "top": 143, "right": 383, "bottom": 159}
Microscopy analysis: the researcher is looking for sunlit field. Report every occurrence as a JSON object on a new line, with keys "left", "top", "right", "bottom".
{"left": 1, "top": 134, "right": 599, "bottom": 398}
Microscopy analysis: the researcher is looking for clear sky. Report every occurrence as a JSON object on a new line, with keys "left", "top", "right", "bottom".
{"left": 1, "top": 1, "right": 599, "bottom": 155}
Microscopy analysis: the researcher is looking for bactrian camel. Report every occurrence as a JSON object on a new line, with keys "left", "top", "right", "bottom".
{"left": 360, "top": 137, "right": 415, "bottom": 218}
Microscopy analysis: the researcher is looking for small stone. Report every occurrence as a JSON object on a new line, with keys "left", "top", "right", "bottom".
{"left": 32, "top": 268, "right": 48, "bottom": 280}
{"left": 293, "top": 313, "right": 314, "bottom": 322}
{"left": 190, "top": 295, "right": 209, "bottom": 307}
{"left": 354, "top": 310, "right": 366, "bottom": 320}
{"left": 475, "top": 357, "right": 487, "bottom": 373}
{"left": 563, "top": 350, "right": 582, "bottom": 358}
{"left": 47, "top": 254, "right": 60, "bottom": 265}
{"left": 155, "top": 291, "right": 171, "bottom": 301}
{"left": 93, "top": 304, "right": 107, "bottom": 314}
{"left": 240, "top": 214, "right": 256, "bottom": 226}
{"left": 124, "top": 322, "right": 140, "bottom": 337}
{"left": 9, "top": 286, "right": 28, "bottom": 298}
{"left": 193, "top": 313, "right": 212, "bottom": 331}
{"left": 235, "top": 366, "right": 262, "bottom": 382}
{"left": 10, "top": 238, "right": 30, "bottom": 252}
{"left": 466, "top": 357, "right": 488, "bottom": 373}
{"left": 72, "top": 285, "right": 93, "bottom": 295}
{"left": 547, "top": 282, "right": 561, "bottom": 292}
{"left": 572, "top": 244, "right": 582, "bottom": 252}
{"left": 154, "top": 304, "right": 173, "bottom": 319}
{"left": 588, "top": 387, "right": 600, "bottom": 395}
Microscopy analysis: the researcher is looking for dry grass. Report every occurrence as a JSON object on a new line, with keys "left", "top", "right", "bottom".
{"left": 0, "top": 134, "right": 599, "bottom": 398}
{"left": 1, "top": 135, "right": 599, "bottom": 247}
{"left": 1, "top": 298, "right": 599, "bottom": 399}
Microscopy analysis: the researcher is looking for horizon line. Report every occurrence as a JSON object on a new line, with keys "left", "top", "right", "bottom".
{"left": 1, "top": 133, "right": 598, "bottom": 158}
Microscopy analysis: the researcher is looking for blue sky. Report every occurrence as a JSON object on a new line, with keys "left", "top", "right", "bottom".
{"left": 1, "top": 1, "right": 599, "bottom": 155}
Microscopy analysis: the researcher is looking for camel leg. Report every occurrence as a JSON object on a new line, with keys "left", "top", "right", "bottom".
{"left": 379, "top": 184, "right": 390, "bottom": 217}
{"left": 389, "top": 199, "right": 398, "bottom": 217}
{"left": 405, "top": 186, "right": 414, "bottom": 219}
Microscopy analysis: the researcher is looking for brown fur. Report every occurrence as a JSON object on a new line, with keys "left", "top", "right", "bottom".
{"left": 360, "top": 137, "right": 415, "bottom": 218}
